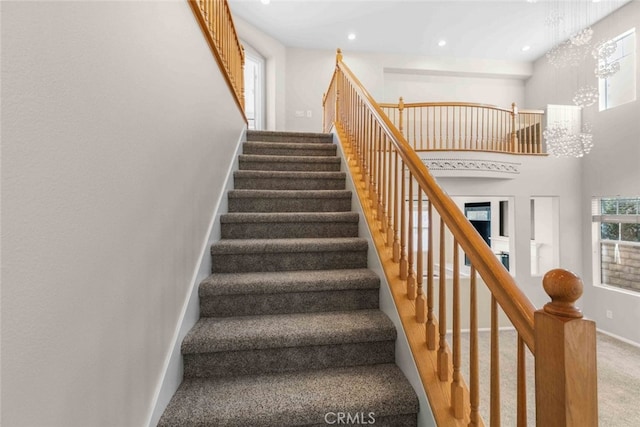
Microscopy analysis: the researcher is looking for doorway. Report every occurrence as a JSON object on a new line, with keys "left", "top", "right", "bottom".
{"left": 464, "top": 202, "right": 491, "bottom": 266}
{"left": 243, "top": 47, "right": 265, "bottom": 130}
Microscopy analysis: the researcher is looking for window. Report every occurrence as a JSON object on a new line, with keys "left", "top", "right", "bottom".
{"left": 599, "top": 28, "right": 636, "bottom": 111}
{"left": 592, "top": 197, "right": 640, "bottom": 292}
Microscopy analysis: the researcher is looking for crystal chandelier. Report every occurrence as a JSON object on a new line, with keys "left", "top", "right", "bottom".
{"left": 592, "top": 39, "right": 620, "bottom": 78}
{"left": 573, "top": 85, "right": 599, "bottom": 107}
{"left": 544, "top": 123, "right": 594, "bottom": 158}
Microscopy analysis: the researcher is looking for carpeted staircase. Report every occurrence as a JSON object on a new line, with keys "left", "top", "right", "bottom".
{"left": 158, "top": 130, "right": 419, "bottom": 426}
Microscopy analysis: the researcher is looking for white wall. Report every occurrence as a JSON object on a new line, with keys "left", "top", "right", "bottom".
{"left": 435, "top": 155, "right": 583, "bottom": 309}
{"left": 234, "top": 17, "right": 287, "bottom": 131}
{"left": 525, "top": 0, "right": 640, "bottom": 344}
{"left": 284, "top": 46, "right": 532, "bottom": 133}
{"left": 383, "top": 71, "right": 525, "bottom": 107}
{"left": 1, "top": 2, "right": 245, "bottom": 426}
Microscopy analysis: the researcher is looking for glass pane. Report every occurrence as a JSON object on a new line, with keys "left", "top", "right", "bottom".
{"left": 601, "top": 199, "right": 618, "bottom": 215}
{"left": 601, "top": 242, "right": 640, "bottom": 292}
{"left": 621, "top": 223, "right": 640, "bottom": 242}
{"left": 619, "top": 199, "right": 639, "bottom": 215}
{"left": 601, "top": 222, "right": 620, "bottom": 240}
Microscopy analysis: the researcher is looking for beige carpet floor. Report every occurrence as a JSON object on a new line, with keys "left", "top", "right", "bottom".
{"left": 458, "top": 330, "right": 640, "bottom": 426}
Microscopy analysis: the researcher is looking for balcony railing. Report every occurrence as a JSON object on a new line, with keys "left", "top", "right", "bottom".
{"left": 380, "top": 99, "right": 545, "bottom": 155}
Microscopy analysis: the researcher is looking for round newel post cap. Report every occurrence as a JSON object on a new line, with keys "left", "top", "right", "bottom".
{"left": 542, "top": 269, "right": 584, "bottom": 319}
{"left": 336, "top": 48, "right": 343, "bottom": 64}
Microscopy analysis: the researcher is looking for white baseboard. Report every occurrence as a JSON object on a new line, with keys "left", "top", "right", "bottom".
{"left": 146, "top": 127, "right": 246, "bottom": 427}
{"left": 596, "top": 328, "right": 640, "bottom": 348}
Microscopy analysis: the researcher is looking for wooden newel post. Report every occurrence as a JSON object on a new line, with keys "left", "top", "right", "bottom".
{"left": 534, "top": 269, "right": 598, "bottom": 427}
{"left": 511, "top": 102, "right": 519, "bottom": 153}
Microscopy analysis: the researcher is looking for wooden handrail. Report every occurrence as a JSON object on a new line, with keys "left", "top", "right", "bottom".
{"left": 188, "top": 0, "right": 247, "bottom": 122}
{"left": 332, "top": 54, "right": 536, "bottom": 350}
{"left": 324, "top": 49, "right": 598, "bottom": 426}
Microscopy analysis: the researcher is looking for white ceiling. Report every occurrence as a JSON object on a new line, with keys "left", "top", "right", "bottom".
{"left": 228, "top": 0, "right": 630, "bottom": 62}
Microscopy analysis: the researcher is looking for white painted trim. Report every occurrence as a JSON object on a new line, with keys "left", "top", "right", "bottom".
{"left": 146, "top": 127, "right": 246, "bottom": 427}
{"left": 596, "top": 328, "right": 640, "bottom": 348}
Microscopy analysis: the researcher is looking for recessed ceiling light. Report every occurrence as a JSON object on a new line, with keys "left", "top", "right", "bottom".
{"left": 438, "top": 39, "right": 447, "bottom": 47}
{"left": 348, "top": 33, "right": 356, "bottom": 41}
{"left": 522, "top": 45, "right": 531, "bottom": 52}
{"left": 260, "top": 0, "right": 270, "bottom": 4}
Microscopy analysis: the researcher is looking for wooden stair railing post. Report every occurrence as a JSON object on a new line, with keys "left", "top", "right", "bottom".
{"left": 511, "top": 102, "right": 519, "bottom": 153}
{"left": 534, "top": 269, "right": 598, "bottom": 427}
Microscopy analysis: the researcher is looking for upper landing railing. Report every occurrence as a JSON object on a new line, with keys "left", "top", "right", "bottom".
{"left": 323, "top": 49, "right": 597, "bottom": 427}
{"left": 380, "top": 99, "right": 545, "bottom": 155}
{"left": 189, "top": 0, "right": 246, "bottom": 120}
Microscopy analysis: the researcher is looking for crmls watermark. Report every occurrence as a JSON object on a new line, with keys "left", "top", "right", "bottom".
{"left": 324, "top": 412, "right": 376, "bottom": 425}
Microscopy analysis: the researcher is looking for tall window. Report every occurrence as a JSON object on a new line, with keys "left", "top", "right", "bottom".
{"left": 599, "top": 28, "right": 636, "bottom": 111}
{"left": 592, "top": 197, "right": 640, "bottom": 292}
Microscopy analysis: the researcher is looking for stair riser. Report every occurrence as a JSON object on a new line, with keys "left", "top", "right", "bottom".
{"left": 211, "top": 250, "right": 368, "bottom": 273}
{"left": 200, "top": 289, "right": 379, "bottom": 317}
{"left": 234, "top": 177, "right": 345, "bottom": 191}
{"left": 228, "top": 197, "right": 351, "bottom": 213}
{"left": 247, "top": 132, "right": 333, "bottom": 144}
{"left": 238, "top": 160, "right": 340, "bottom": 172}
{"left": 183, "top": 341, "right": 395, "bottom": 378}
{"left": 221, "top": 222, "right": 358, "bottom": 239}
{"left": 243, "top": 145, "right": 336, "bottom": 157}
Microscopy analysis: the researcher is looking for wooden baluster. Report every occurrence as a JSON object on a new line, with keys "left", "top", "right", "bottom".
{"left": 438, "top": 218, "right": 450, "bottom": 381}
{"left": 469, "top": 106, "right": 474, "bottom": 150}
{"left": 399, "top": 97, "right": 405, "bottom": 138}
{"left": 386, "top": 140, "right": 394, "bottom": 246}
{"left": 400, "top": 162, "right": 408, "bottom": 279}
{"left": 392, "top": 151, "right": 400, "bottom": 262}
{"left": 432, "top": 106, "right": 436, "bottom": 150}
{"left": 451, "top": 239, "right": 465, "bottom": 419}
{"left": 407, "top": 176, "right": 417, "bottom": 299}
{"left": 382, "top": 136, "right": 389, "bottom": 235}
{"left": 491, "top": 295, "right": 501, "bottom": 427}
{"left": 469, "top": 266, "right": 480, "bottom": 427}
{"left": 535, "top": 269, "right": 598, "bottom": 427}
{"left": 517, "top": 334, "right": 527, "bottom": 427}
{"left": 446, "top": 106, "right": 449, "bottom": 149}
{"left": 377, "top": 130, "right": 384, "bottom": 222}
{"left": 439, "top": 106, "right": 443, "bottom": 149}
{"left": 458, "top": 106, "right": 462, "bottom": 150}
{"left": 416, "top": 189, "right": 426, "bottom": 322}
{"left": 426, "top": 201, "right": 436, "bottom": 349}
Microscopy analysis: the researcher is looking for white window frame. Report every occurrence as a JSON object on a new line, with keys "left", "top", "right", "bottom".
{"left": 598, "top": 28, "right": 636, "bottom": 112}
{"left": 592, "top": 197, "right": 640, "bottom": 293}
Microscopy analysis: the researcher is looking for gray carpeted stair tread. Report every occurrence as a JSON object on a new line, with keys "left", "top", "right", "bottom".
{"left": 228, "top": 189, "right": 352, "bottom": 199}
{"left": 227, "top": 189, "right": 352, "bottom": 213}
{"left": 238, "top": 154, "right": 341, "bottom": 171}
{"left": 234, "top": 170, "right": 346, "bottom": 191}
{"left": 220, "top": 212, "right": 358, "bottom": 224}
{"left": 182, "top": 309, "right": 395, "bottom": 354}
{"left": 220, "top": 212, "right": 359, "bottom": 239}
{"left": 157, "top": 364, "right": 418, "bottom": 427}
{"left": 200, "top": 268, "right": 379, "bottom": 296}
{"left": 247, "top": 130, "right": 333, "bottom": 143}
{"left": 243, "top": 141, "right": 337, "bottom": 155}
{"left": 199, "top": 269, "right": 380, "bottom": 317}
{"left": 211, "top": 237, "right": 368, "bottom": 255}
{"left": 235, "top": 170, "right": 345, "bottom": 179}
